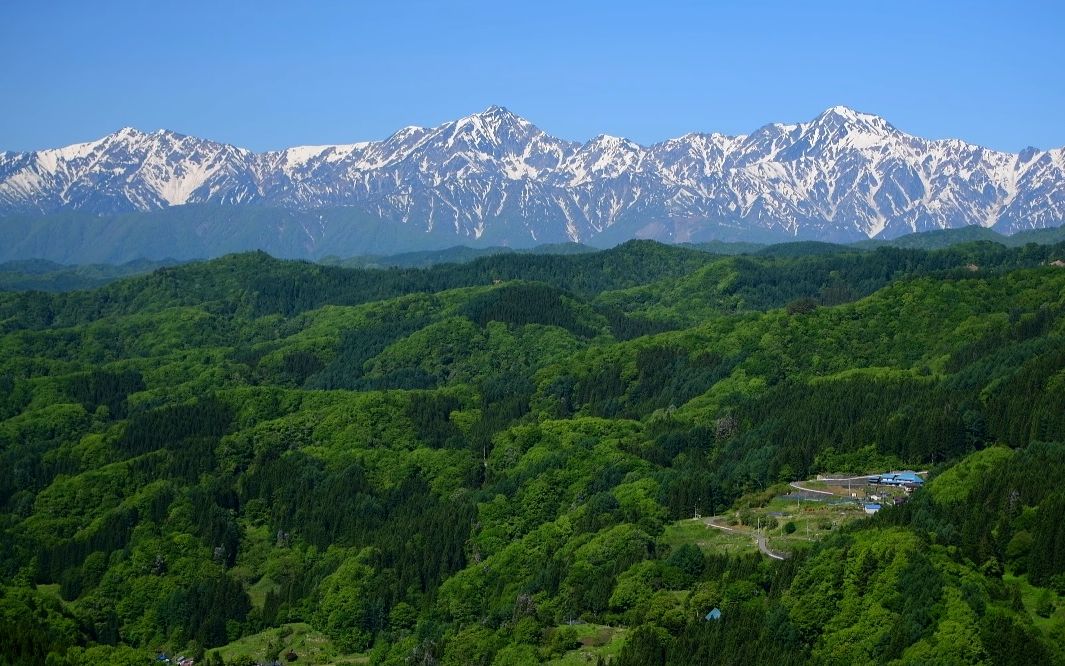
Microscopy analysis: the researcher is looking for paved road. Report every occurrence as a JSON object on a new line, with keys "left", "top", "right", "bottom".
{"left": 788, "top": 481, "right": 835, "bottom": 496}
{"left": 756, "top": 532, "right": 786, "bottom": 560}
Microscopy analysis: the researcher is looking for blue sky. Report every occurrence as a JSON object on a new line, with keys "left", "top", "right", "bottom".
{"left": 2, "top": 0, "right": 1062, "bottom": 152}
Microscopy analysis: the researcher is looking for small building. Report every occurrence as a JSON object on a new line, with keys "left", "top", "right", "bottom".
{"left": 864, "top": 503, "right": 881, "bottom": 515}
{"left": 705, "top": 608, "right": 722, "bottom": 621}
{"left": 871, "top": 471, "right": 924, "bottom": 487}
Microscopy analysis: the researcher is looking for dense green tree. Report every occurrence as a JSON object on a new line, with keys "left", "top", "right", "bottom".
{"left": 1, "top": 240, "right": 1064, "bottom": 663}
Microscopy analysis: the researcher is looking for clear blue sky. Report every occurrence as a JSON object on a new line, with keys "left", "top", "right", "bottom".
{"left": 2, "top": 0, "right": 1062, "bottom": 153}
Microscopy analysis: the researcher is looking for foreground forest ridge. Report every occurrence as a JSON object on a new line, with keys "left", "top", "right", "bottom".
{"left": 2, "top": 237, "right": 1065, "bottom": 665}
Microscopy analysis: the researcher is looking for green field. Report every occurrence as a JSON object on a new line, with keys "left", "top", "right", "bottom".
{"left": 1005, "top": 574, "right": 1065, "bottom": 637}
{"left": 549, "top": 624, "right": 628, "bottom": 665}
{"left": 663, "top": 489, "right": 871, "bottom": 559}
{"left": 660, "top": 518, "right": 758, "bottom": 556}
{"left": 211, "top": 623, "right": 366, "bottom": 665}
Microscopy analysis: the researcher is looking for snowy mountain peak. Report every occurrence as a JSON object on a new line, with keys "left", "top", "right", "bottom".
{"left": 476, "top": 104, "right": 522, "bottom": 121}
{"left": 807, "top": 105, "right": 895, "bottom": 136}
{"left": 449, "top": 105, "right": 541, "bottom": 142}
{"left": 819, "top": 105, "right": 871, "bottom": 121}
{"left": 588, "top": 134, "right": 640, "bottom": 148}
{"left": 1, "top": 106, "right": 1063, "bottom": 244}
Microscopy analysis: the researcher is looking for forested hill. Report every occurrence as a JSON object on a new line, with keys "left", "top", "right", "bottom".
{"left": 1, "top": 240, "right": 1065, "bottom": 665}
{"left": 1, "top": 223, "right": 1063, "bottom": 296}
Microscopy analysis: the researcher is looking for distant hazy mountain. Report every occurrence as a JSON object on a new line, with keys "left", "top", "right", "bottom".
{"left": 322, "top": 242, "right": 594, "bottom": 270}
{"left": 857, "top": 223, "right": 1065, "bottom": 250}
{"left": 1, "top": 105, "right": 1063, "bottom": 260}
{"left": 0, "top": 257, "right": 180, "bottom": 292}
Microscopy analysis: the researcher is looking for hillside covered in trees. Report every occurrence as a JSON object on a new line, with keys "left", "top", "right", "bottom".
{"left": 1, "top": 239, "right": 1065, "bottom": 665}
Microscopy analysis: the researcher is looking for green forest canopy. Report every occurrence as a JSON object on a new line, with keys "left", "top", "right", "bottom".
{"left": 1, "top": 239, "right": 1065, "bottom": 664}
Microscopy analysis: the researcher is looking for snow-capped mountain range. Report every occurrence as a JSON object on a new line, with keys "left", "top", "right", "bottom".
{"left": 2, "top": 105, "right": 1064, "bottom": 245}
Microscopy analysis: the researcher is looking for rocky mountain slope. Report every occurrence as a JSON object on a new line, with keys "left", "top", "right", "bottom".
{"left": 2, "top": 106, "right": 1063, "bottom": 246}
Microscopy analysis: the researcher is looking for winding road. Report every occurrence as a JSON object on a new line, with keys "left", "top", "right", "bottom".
{"left": 704, "top": 472, "right": 927, "bottom": 562}
{"left": 706, "top": 517, "right": 788, "bottom": 560}
{"left": 756, "top": 532, "right": 786, "bottom": 560}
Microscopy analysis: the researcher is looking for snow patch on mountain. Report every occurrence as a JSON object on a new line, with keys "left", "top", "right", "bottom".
{"left": 1, "top": 105, "right": 1063, "bottom": 244}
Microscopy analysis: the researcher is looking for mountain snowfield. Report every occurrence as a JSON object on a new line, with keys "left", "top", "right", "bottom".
{"left": 2, "top": 105, "right": 1064, "bottom": 245}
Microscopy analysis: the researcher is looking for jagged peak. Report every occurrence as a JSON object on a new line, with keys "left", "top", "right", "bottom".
{"left": 101, "top": 127, "right": 247, "bottom": 157}
{"left": 452, "top": 105, "right": 535, "bottom": 133}
{"left": 151, "top": 128, "right": 186, "bottom": 139}
{"left": 2, "top": 107, "right": 968, "bottom": 163}
{"left": 383, "top": 125, "right": 430, "bottom": 144}
{"left": 819, "top": 105, "right": 867, "bottom": 120}
{"left": 1018, "top": 146, "right": 1041, "bottom": 162}
{"left": 106, "top": 127, "right": 195, "bottom": 145}
{"left": 809, "top": 105, "right": 895, "bottom": 132}
{"left": 477, "top": 104, "right": 518, "bottom": 119}
{"left": 586, "top": 134, "right": 642, "bottom": 148}
{"left": 750, "top": 121, "right": 799, "bottom": 137}
{"left": 0, "top": 102, "right": 1061, "bottom": 245}
{"left": 111, "top": 126, "right": 148, "bottom": 139}
{"left": 682, "top": 131, "right": 739, "bottom": 140}
{"left": 658, "top": 131, "right": 746, "bottom": 147}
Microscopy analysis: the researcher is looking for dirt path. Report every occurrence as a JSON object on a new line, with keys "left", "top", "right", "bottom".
{"left": 705, "top": 518, "right": 736, "bottom": 531}
{"left": 707, "top": 517, "right": 787, "bottom": 560}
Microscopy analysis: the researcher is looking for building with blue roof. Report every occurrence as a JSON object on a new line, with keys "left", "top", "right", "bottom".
{"left": 870, "top": 471, "right": 924, "bottom": 487}
{"left": 893, "top": 471, "right": 924, "bottom": 484}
